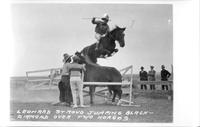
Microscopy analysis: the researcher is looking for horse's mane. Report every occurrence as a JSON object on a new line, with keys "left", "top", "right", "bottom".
{"left": 84, "top": 55, "right": 117, "bottom": 70}
{"left": 84, "top": 55, "right": 99, "bottom": 67}
{"left": 109, "top": 25, "right": 121, "bottom": 34}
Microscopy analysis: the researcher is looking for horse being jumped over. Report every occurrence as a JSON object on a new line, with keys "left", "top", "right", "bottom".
{"left": 75, "top": 51, "right": 122, "bottom": 105}
{"left": 81, "top": 26, "right": 126, "bottom": 63}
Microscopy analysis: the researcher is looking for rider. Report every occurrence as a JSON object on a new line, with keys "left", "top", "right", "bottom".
{"left": 91, "top": 13, "right": 110, "bottom": 51}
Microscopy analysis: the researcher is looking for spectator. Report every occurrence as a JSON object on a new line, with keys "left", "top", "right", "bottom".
{"left": 139, "top": 66, "right": 148, "bottom": 90}
{"left": 148, "top": 66, "right": 156, "bottom": 90}
{"left": 161, "top": 65, "right": 171, "bottom": 90}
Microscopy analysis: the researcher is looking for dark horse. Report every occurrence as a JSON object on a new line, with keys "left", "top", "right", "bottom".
{"left": 75, "top": 52, "right": 122, "bottom": 105}
{"left": 81, "top": 26, "right": 126, "bottom": 63}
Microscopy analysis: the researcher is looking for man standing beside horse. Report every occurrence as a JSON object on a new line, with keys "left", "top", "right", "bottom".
{"left": 54, "top": 53, "right": 73, "bottom": 106}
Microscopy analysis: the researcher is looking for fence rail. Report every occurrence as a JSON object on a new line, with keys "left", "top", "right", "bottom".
{"left": 133, "top": 80, "right": 173, "bottom": 85}
{"left": 83, "top": 82, "right": 131, "bottom": 85}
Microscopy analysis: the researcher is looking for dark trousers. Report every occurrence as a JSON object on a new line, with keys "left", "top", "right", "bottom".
{"left": 150, "top": 84, "right": 156, "bottom": 90}
{"left": 161, "top": 79, "right": 169, "bottom": 90}
{"left": 58, "top": 75, "right": 73, "bottom": 104}
{"left": 141, "top": 84, "right": 147, "bottom": 90}
{"left": 162, "top": 85, "right": 169, "bottom": 90}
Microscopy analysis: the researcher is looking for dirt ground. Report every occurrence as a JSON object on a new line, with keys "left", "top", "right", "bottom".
{"left": 10, "top": 82, "right": 173, "bottom": 123}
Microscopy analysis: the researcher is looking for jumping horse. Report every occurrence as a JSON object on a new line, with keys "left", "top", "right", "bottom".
{"left": 81, "top": 26, "right": 126, "bottom": 63}
{"left": 75, "top": 52, "right": 122, "bottom": 105}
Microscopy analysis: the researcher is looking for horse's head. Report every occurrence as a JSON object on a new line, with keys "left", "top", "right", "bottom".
{"left": 75, "top": 51, "right": 100, "bottom": 67}
{"left": 110, "top": 26, "right": 126, "bottom": 47}
{"left": 75, "top": 51, "right": 86, "bottom": 64}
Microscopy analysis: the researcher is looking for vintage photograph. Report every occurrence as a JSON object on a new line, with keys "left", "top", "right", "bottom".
{"left": 10, "top": 3, "right": 173, "bottom": 122}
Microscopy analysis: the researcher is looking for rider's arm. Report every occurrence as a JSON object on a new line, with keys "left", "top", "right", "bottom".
{"left": 167, "top": 71, "right": 171, "bottom": 78}
{"left": 92, "top": 17, "right": 103, "bottom": 24}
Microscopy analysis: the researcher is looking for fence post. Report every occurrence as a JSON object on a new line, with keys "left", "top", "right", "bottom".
{"left": 129, "top": 65, "right": 133, "bottom": 105}
{"left": 49, "top": 69, "right": 54, "bottom": 89}
{"left": 26, "top": 72, "right": 29, "bottom": 82}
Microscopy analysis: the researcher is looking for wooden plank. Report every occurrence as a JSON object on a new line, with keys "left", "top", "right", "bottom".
{"left": 119, "top": 65, "right": 132, "bottom": 72}
{"left": 134, "top": 81, "right": 173, "bottom": 85}
{"left": 83, "top": 82, "right": 130, "bottom": 85}
{"left": 28, "top": 79, "right": 51, "bottom": 82}
{"left": 27, "top": 68, "right": 61, "bottom": 74}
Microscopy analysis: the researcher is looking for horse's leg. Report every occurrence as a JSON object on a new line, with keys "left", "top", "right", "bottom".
{"left": 99, "top": 48, "right": 111, "bottom": 57}
{"left": 114, "top": 48, "right": 118, "bottom": 53}
{"left": 89, "top": 86, "right": 95, "bottom": 104}
{"left": 112, "top": 90, "right": 117, "bottom": 102}
{"left": 117, "top": 88, "right": 122, "bottom": 106}
{"left": 108, "top": 88, "right": 112, "bottom": 98}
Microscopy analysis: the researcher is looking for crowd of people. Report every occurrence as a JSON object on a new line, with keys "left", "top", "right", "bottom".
{"left": 139, "top": 65, "right": 172, "bottom": 90}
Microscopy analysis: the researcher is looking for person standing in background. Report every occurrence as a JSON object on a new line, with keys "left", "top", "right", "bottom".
{"left": 139, "top": 66, "right": 148, "bottom": 90}
{"left": 148, "top": 66, "right": 156, "bottom": 90}
{"left": 161, "top": 65, "right": 171, "bottom": 90}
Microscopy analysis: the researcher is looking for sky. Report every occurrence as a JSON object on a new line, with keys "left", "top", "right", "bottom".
{"left": 11, "top": 3, "right": 173, "bottom": 76}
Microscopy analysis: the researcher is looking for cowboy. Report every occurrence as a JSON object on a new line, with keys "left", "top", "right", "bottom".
{"left": 92, "top": 13, "right": 110, "bottom": 51}
{"left": 56, "top": 53, "right": 73, "bottom": 106}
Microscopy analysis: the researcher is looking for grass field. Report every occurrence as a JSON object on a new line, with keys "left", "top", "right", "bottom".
{"left": 10, "top": 77, "right": 173, "bottom": 122}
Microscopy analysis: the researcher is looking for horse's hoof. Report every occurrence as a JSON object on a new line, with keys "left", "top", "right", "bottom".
{"left": 111, "top": 102, "right": 116, "bottom": 105}
{"left": 114, "top": 49, "right": 118, "bottom": 52}
{"left": 117, "top": 100, "right": 122, "bottom": 106}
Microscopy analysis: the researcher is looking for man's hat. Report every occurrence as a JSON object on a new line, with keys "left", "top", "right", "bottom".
{"left": 102, "top": 13, "right": 109, "bottom": 21}
{"left": 161, "top": 65, "right": 165, "bottom": 68}
{"left": 150, "top": 65, "right": 154, "bottom": 68}
{"left": 63, "top": 53, "right": 72, "bottom": 62}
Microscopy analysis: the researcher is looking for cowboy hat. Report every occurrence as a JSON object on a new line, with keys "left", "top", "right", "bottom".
{"left": 63, "top": 53, "right": 72, "bottom": 62}
{"left": 150, "top": 65, "right": 154, "bottom": 68}
{"left": 101, "top": 13, "right": 109, "bottom": 21}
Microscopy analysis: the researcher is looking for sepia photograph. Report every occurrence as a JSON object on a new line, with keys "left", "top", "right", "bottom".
{"left": 10, "top": 3, "right": 174, "bottom": 123}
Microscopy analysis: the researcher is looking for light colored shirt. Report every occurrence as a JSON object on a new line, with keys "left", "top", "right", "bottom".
{"left": 62, "top": 62, "right": 85, "bottom": 77}
{"left": 148, "top": 70, "right": 156, "bottom": 81}
{"left": 62, "top": 63, "right": 70, "bottom": 75}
